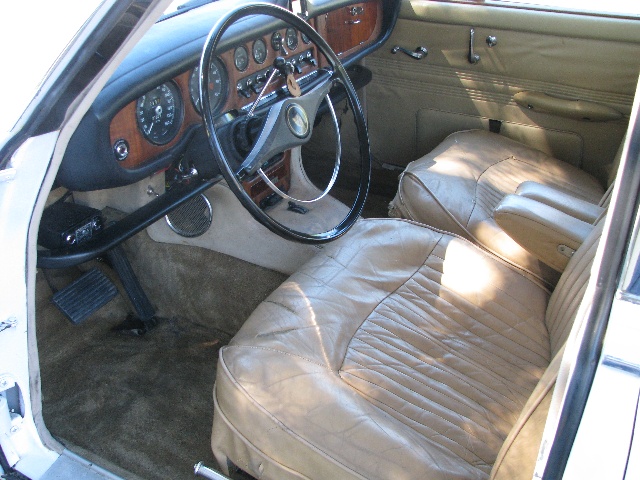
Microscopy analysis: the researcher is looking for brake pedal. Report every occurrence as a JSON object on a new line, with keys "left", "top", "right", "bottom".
{"left": 52, "top": 268, "right": 118, "bottom": 325}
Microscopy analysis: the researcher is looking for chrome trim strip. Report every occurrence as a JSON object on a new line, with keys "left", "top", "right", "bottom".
{"left": 602, "top": 355, "right": 640, "bottom": 377}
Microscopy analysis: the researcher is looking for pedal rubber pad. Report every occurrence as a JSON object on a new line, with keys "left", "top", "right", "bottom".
{"left": 52, "top": 268, "right": 118, "bottom": 325}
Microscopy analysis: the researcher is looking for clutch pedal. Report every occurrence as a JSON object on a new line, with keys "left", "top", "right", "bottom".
{"left": 52, "top": 268, "right": 118, "bottom": 325}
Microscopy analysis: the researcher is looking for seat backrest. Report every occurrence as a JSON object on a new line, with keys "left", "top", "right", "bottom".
{"left": 491, "top": 215, "right": 605, "bottom": 479}
{"left": 605, "top": 135, "right": 626, "bottom": 189}
{"left": 544, "top": 216, "right": 604, "bottom": 357}
{"left": 490, "top": 345, "right": 564, "bottom": 480}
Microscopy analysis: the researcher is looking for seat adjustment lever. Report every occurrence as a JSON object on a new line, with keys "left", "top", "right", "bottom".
{"left": 391, "top": 45, "right": 428, "bottom": 60}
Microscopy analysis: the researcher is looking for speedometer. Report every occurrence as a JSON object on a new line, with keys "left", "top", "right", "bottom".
{"left": 136, "top": 82, "right": 183, "bottom": 145}
{"left": 189, "top": 58, "right": 227, "bottom": 114}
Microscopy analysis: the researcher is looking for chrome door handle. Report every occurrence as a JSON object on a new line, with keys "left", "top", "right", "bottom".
{"left": 391, "top": 46, "right": 428, "bottom": 60}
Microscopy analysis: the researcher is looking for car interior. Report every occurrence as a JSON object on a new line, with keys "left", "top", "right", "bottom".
{"left": 23, "top": 0, "right": 640, "bottom": 479}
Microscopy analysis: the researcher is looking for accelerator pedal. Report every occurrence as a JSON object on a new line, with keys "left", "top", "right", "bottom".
{"left": 52, "top": 268, "right": 118, "bottom": 325}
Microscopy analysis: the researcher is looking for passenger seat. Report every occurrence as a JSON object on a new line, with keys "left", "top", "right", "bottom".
{"left": 389, "top": 130, "right": 618, "bottom": 285}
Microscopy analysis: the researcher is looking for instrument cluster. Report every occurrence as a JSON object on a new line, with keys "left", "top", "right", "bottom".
{"left": 232, "top": 27, "right": 317, "bottom": 102}
{"left": 59, "top": 0, "right": 386, "bottom": 191}
{"left": 130, "top": 26, "right": 318, "bottom": 154}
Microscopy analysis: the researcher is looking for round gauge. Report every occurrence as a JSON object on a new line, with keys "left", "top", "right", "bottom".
{"left": 271, "top": 31, "right": 282, "bottom": 51}
{"left": 136, "top": 82, "right": 182, "bottom": 146}
{"left": 234, "top": 45, "right": 249, "bottom": 71}
{"left": 189, "top": 58, "right": 227, "bottom": 114}
{"left": 285, "top": 27, "right": 298, "bottom": 50}
{"left": 252, "top": 39, "right": 267, "bottom": 64}
{"left": 301, "top": 32, "right": 311, "bottom": 44}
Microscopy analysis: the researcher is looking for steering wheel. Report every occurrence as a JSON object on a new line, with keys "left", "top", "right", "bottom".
{"left": 200, "top": 3, "right": 371, "bottom": 244}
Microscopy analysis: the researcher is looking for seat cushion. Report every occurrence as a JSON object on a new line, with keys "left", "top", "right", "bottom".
{"left": 389, "top": 130, "right": 604, "bottom": 284}
{"left": 212, "top": 219, "right": 551, "bottom": 480}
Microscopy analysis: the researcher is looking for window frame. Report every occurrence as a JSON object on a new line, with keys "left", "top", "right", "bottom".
{"left": 429, "top": 0, "right": 640, "bottom": 20}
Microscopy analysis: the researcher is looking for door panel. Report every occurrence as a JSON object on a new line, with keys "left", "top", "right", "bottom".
{"left": 365, "top": 0, "right": 640, "bottom": 185}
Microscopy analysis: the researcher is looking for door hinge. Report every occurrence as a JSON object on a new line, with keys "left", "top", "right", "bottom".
{"left": 0, "top": 317, "right": 17, "bottom": 333}
{"left": 1, "top": 376, "right": 22, "bottom": 469}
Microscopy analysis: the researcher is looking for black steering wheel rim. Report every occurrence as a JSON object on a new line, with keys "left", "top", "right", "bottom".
{"left": 200, "top": 3, "right": 371, "bottom": 244}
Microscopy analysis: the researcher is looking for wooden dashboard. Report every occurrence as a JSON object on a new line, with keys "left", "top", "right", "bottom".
{"left": 108, "top": 0, "right": 382, "bottom": 173}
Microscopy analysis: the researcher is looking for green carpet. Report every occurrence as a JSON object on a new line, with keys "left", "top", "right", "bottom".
{"left": 37, "top": 231, "right": 287, "bottom": 480}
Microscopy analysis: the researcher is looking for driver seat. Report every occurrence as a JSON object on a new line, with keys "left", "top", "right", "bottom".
{"left": 211, "top": 217, "right": 603, "bottom": 479}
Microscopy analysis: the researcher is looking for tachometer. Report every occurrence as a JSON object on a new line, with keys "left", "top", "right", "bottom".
{"left": 136, "top": 82, "right": 182, "bottom": 145}
{"left": 189, "top": 58, "right": 227, "bottom": 114}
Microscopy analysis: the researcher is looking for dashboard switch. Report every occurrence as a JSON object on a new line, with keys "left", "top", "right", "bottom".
{"left": 237, "top": 82, "right": 252, "bottom": 98}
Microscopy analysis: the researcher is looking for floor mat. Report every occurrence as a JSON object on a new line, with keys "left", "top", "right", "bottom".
{"left": 37, "top": 233, "right": 287, "bottom": 480}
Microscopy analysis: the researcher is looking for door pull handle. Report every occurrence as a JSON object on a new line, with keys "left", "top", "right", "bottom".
{"left": 391, "top": 46, "right": 428, "bottom": 60}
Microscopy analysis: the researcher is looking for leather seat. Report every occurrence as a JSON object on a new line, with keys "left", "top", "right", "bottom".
{"left": 388, "top": 130, "right": 606, "bottom": 285}
{"left": 211, "top": 217, "right": 603, "bottom": 479}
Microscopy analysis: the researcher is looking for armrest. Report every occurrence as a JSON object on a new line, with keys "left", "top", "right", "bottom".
{"left": 516, "top": 181, "right": 604, "bottom": 224}
{"left": 494, "top": 195, "right": 594, "bottom": 272}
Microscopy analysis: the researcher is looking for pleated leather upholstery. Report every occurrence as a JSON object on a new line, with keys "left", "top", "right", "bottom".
{"left": 211, "top": 217, "right": 603, "bottom": 479}
{"left": 545, "top": 217, "right": 604, "bottom": 356}
{"left": 389, "top": 130, "right": 604, "bottom": 284}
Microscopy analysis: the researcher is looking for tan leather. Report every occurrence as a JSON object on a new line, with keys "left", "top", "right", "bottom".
{"left": 494, "top": 195, "right": 594, "bottom": 272}
{"left": 515, "top": 181, "right": 605, "bottom": 224}
{"left": 490, "top": 344, "right": 564, "bottom": 480}
{"left": 545, "top": 217, "right": 604, "bottom": 357}
{"left": 389, "top": 130, "right": 604, "bottom": 284}
{"left": 606, "top": 136, "right": 626, "bottom": 187}
{"left": 211, "top": 217, "right": 603, "bottom": 479}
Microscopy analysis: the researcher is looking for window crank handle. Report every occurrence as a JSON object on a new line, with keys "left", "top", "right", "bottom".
{"left": 468, "top": 28, "right": 481, "bottom": 64}
{"left": 391, "top": 45, "right": 428, "bottom": 60}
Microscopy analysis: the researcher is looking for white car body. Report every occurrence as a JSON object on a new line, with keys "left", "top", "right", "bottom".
{"left": 0, "top": 0, "right": 639, "bottom": 478}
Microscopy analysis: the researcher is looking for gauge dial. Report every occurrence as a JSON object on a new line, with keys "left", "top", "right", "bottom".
{"left": 234, "top": 45, "right": 249, "bottom": 71}
{"left": 252, "top": 39, "right": 267, "bottom": 64}
{"left": 136, "top": 82, "right": 182, "bottom": 145}
{"left": 189, "top": 58, "right": 227, "bottom": 114}
{"left": 285, "top": 27, "right": 298, "bottom": 50}
{"left": 271, "top": 31, "right": 282, "bottom": 51}
{"left": 301, "top": 32, "right": 311, "bottom": 44}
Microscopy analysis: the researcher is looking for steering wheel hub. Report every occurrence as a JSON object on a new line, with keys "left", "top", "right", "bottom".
{"left": 285, "top": 104, "right": 310, "bottom": 138}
